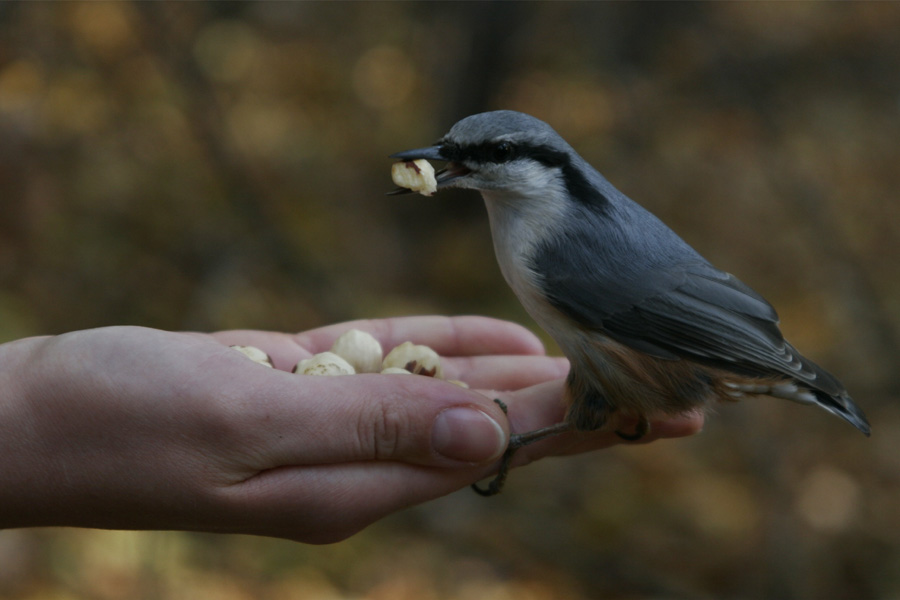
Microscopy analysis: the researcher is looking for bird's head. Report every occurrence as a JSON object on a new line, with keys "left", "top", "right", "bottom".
{"left": 391, "top": 110, "right": 577, "bottom": 195}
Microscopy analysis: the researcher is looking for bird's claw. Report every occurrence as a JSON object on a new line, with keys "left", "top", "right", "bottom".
{"left": 471, "top": 407, "right": 573, "bottom": 497}
{"left": 614, "top": 415, "right": 650, "bottom": 441}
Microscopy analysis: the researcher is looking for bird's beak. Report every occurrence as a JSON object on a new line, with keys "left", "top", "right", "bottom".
{"left": 390, "top": 146, "right": 445, "bottom": 162}
{"left": 388, "top": 145, "right": 472, "bottom": 195}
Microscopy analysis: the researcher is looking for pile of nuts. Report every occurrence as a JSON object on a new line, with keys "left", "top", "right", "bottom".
{"left": 230, "top": 328, "right": 467, "bottom": 387}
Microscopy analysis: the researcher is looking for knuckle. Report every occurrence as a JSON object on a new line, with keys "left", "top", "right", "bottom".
{"left": 358, "top": 398, "right": 410, "bottom": 460}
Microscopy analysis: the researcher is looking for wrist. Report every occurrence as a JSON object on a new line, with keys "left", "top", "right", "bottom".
{"left": 0, "top": 335, "right": 55, "bottom": 527}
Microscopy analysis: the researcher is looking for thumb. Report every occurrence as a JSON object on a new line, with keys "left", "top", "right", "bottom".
{"left": 234, "top": 370, "right": 511, "bottom": 470}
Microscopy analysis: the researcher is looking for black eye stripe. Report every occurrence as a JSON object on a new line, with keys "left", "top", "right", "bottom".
{"left": 438, "top": 138, "right": 611, "bottom": 213}
{"left": 439, "top": 140, "right": 569, "bottom": 168}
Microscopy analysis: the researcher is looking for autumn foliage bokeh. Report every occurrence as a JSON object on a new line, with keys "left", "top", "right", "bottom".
{"left": 1, "top": 3, "right": 898, "bottom": 599}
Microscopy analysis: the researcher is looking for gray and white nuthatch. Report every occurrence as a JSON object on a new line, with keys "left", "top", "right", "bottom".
{"left": 391, "top": 110, "right": 869, "bottom": 495}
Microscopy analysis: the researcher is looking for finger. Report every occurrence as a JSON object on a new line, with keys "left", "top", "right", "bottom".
{"left": 226, "top": 411, "right": 704, "bottom": 544}
{"left": 210, "top": 316, "right": 549, "bottom": 373}
{"left": 228, "top": 370, "right": 511, "bottom": 473}
{"left": 482, "top": 381, "right": 705, "bottom": 467}
{"left": 207, "top": 330, "right": 311, "bottom": 372}
{"left": 496, "top": 379, "right": 570, "bottom": 432}
{"left": 442, "top": 354, "right": 569, "bottom": 391}
{"left": 228, "top": 406, "right": 704, "bottom": 544}
{"left": 535, "top": 411, "right": 705, "bottom": 459}
{"left": 219, "top": 460, "right": 490, "bottom": 543}
{"left": 294, "top": 316, "right": 546, "bottom": 357}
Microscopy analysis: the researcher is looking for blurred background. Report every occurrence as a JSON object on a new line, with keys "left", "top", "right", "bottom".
{"left": 0, "top": 2, "right": 898, "bottom": 598}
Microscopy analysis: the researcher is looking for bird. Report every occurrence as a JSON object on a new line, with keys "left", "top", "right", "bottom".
{"left": 390, "top": 110, "right": 870, "bottom": 495}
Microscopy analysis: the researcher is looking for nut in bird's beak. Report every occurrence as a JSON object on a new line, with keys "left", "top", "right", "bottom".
{"left": 388, "top": 145, "right": 471, "bottom": 195}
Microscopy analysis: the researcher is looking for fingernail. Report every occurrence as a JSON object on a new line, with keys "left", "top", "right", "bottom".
{"left": 432, "top": 407, "right": 507, "bottom": 463}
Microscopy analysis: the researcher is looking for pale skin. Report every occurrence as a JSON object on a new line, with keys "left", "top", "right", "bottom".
{"left": 0, "top": 316, "right": 702, "bottom": 544}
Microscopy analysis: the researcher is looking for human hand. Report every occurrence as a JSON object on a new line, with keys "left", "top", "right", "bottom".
{"left": 0, "top": 316, "right": 702, "bottom": 543}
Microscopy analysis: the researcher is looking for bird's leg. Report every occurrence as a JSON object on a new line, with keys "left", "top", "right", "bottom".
{"left": 470, "top": 444, "right": 516, "bottom": 497}
{"left": 509, "top": 421, "right": 574, "bottom": 447}
{"left": 614, "top": 415, "right": 650, "bottom": 441}
{"left": 472, "top": 399, "right": 573, "bottom": 497}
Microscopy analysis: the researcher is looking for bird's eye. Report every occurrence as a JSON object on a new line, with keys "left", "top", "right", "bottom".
{"left": 491, "top": 142, "right": 515, "bottom": 163}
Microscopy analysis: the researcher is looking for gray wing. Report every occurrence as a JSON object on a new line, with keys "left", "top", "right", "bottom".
{"left": 538, "top": 252, "right": 845, "bottom": 395}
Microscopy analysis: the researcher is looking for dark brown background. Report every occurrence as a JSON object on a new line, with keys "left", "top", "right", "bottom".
{"left": 1, "top": 3, "right": 898, "bottom": 599}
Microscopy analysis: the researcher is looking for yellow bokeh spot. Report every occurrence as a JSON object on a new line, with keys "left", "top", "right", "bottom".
{"left": 0, "top": 60, "right": 45, "bottom": 114}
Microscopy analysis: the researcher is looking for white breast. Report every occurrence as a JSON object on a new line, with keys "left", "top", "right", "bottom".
{"left": 480, "top": 179, "right": 576, "bottom": 344}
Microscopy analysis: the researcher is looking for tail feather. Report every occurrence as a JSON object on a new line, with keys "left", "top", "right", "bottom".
{"left": 813, "top": 389, "right": 871, "bottom": 436}
{"left": 791, "top": 346, "right": 870, "bottom": 436}
{"left": 729, "top": 343, "right": 870, "bottom": 436}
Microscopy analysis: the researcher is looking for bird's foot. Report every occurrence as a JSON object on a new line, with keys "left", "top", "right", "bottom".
{"left": 614, "top": 415, "right": 650, "bottom": 441}
{"left": 472, "top": 401, "right": 572, "bottom": 497}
